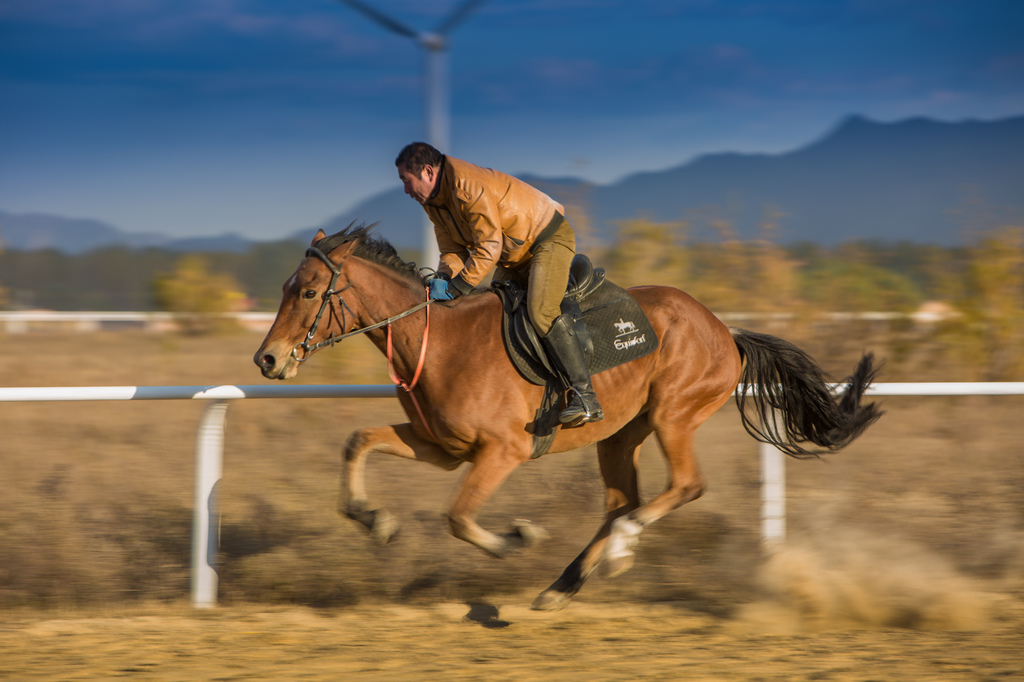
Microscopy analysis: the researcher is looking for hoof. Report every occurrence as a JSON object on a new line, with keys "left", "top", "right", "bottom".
{"left": 489, "top": 519, "right": 549, "bottom": 558}
{"left": 369, "top": 509, "right": 399, "bottom": 544}
{"left": 348, "top": 507, "right": 399, "bottom": 544}
{"left": 602, "top": 553, "right": 635, "bottom": 578}
{"left": 511, "top": 519, "right": 550, "bottom": 548}
{"left": 531, "top": 589, "right": 573, "bottom": 611}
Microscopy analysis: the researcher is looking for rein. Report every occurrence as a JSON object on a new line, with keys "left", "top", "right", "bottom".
{"left": 386, "top": 303, "right": 437, "bottom": 441}
{"left": 293, "top": 244, "right": 438, "bottom": 441}
{"left": 291, "top": 246, "right": 431, "bottom": 360}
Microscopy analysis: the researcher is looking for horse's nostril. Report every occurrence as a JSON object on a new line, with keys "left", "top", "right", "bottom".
{"left": 260, "top": 354, "right": 276, "bottom": 369}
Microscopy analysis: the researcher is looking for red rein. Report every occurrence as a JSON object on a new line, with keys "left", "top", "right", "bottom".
{"left": 386, "top": 287, "right": 437, "bottom": 441}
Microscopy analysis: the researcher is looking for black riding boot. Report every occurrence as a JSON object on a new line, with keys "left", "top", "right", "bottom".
{"left": 542, "top": 314, "right": 604, "bottom": 427}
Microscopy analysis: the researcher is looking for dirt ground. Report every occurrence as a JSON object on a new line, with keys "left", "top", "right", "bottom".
{"left": 2, "top": 326, "right": 1023, "bottom": 680}
{"left": 2, "top": 599, "right": 1023, "bottom": 681}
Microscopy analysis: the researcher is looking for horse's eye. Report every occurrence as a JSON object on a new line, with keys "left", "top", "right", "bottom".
{"left": 303, "top": 289, "right": 318, "bottom": 299}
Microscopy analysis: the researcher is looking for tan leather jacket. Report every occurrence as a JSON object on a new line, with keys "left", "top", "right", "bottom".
{"left": 422, "top": 156, "right": 564, "bottom": 287}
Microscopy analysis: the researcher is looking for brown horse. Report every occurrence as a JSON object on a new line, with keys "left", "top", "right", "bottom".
{"left": 254, "top": 224, "right": 881, "bottom": 610}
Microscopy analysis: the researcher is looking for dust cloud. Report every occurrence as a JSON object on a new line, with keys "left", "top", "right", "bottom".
{"left": 737, "top": 528, "right": 999, "bottom": 633}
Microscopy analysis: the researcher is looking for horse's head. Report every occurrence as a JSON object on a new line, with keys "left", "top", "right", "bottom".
{"left": 254, "top": 227, "right": 362, "bottom": 380}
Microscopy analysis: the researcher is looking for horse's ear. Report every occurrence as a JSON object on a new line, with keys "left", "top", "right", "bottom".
{"left": 311, "top": 229, "right": 327, "bottom": 246}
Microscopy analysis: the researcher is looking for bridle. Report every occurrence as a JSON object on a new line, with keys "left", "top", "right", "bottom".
{"left": 290, "top": 244, "right": 432, "bottom": 363}
{"left": 290, "top": 242, "right": 438, "bottom": 440}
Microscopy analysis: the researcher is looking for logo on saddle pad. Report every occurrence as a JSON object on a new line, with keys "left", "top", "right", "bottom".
{"left": 614, "top": 318, "right": 638, "bottom": 335}
{"left": 613, "top": 318, "right": 647, "bottom": 351}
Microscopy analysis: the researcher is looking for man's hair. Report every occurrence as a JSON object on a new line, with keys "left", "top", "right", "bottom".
{"left": 395, "top": 142, "right": 444, "bottom": 174}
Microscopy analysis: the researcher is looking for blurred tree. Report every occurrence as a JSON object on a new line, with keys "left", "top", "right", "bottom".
{"left": 78, "top": 247, "right": 178, "bottom": 310}
{"left": 603, "top": 217, "right": 689, "bottom": 290}
{"left": 231, "top": 239, "right": 308, "bottom": 310}
{"left": 686, "top": 219, "right": 749, "bottom": 311}
{"left": 563, "top": 202, "right": 597, "bottom": 257}
{"left": 601, "top": 210, "right": 800, "bottom": 314}
{"left": 0, "top": 237, "right": 8, "bottom": 309}
{"left": 915, "top": 244, "right": 967, "bottom": 303}
{"left": 0, "top": 249, "right": 70, "bottom": 310}
{"left": 153, "top": 255, "right": 247, "bottom": 334}
{"left": 800, "top": 255, "right": 922, "bottom": 312}
{"left": 748, "top": 209, "right": 802, "bottom": 312}
{"left": 957, "top": 226, "right": 1024, "bottom": 379}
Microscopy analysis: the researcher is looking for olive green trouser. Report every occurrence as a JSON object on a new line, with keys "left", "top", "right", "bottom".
{"left": 491, "top": 216, "right": 576, "bottom": 337}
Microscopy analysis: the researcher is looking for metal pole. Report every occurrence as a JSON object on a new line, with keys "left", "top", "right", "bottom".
{"left": 421, "top": 43, "right": 446, "bottom": 270}
{"left": 191, "top": 400, "right": 226, "bottom": 608}
{"left": 425, "top": 43, "right": 449, "bottom": 154}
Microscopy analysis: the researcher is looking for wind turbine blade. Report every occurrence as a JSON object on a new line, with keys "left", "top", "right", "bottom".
{"left": 434, "top": 0, "right": 486, "bottom": 35}
{"left": 336, "top": 0, "right": 419, "bottom": 39}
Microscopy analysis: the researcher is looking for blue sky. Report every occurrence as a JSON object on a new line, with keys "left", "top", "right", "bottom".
{"left": 2, "top": 0, "right": 1022, "bottom": 240}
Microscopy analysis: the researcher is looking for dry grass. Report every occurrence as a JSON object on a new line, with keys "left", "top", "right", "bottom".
{"left": 1, "top": 324, "right": 1022, "bottom": 628}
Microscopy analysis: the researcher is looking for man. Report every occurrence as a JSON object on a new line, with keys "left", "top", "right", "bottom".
{"left": 395, "top": 142, "right": 603, "bottom": 426}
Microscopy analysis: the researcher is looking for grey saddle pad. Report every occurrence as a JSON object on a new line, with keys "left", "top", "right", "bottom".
{"left": 493, "top": 258, "right": 659, "bottom": 386}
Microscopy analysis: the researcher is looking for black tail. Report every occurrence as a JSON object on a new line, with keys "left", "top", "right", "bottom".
{"left": 731, "top": 328, "right": 883, "bottom": 459}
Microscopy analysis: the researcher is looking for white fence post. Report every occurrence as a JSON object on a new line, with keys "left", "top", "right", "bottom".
{"left": 191, "top": 400, "right": 227, "bottom": 608}
{"left": 760, "top": 441, "right": 786, "bottom": 548}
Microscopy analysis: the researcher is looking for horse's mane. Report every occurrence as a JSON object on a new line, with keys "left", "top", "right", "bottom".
{"left": 314, "top": 222, "right": 424, "bottom": 285}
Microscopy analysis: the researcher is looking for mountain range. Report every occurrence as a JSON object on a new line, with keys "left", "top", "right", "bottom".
{"left": 0, "top": 211, "right": 258, "bottom": 255}
{"left": 3, "top": 114, "right": 1022, "bottom": 255}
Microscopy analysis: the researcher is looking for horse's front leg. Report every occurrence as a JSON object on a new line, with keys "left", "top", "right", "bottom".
{"left": 446, "top": 448, "right": 548, "bottom": 558}
{"left": 342, "top": 423, "right": 463, "bottom": 543}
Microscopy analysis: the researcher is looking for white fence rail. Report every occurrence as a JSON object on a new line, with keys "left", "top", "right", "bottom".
{"left": 0, "top": 309, "right": 956, "bottom": 335}
{"left": 2, "top": 382, "right": 1022, "bottom": 607}
{"left": 0, "top": 311, "right": 276, "bottom": 333}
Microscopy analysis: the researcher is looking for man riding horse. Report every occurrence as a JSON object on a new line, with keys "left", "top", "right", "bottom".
{"left": 395, "top": 142, "right": 604, "bottom": 427}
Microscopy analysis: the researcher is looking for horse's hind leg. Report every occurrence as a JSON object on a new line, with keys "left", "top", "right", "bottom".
{"left": 603, "top": 396, "right": 731, "bottom": 577}
{"left": 532, "top": 415, "right": 652, "bottom": 611}
{"left": 602, "top": 423, "right": 703, "bottom": 579}
{"left": 342, "top": 423, "right": 463, "bottom": 543}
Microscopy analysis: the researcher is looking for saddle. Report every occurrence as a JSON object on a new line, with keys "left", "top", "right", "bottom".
{"left": 492, "top": 254, "right": 659, "bottom": 458}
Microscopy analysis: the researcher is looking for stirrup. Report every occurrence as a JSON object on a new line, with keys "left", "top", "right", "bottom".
{"left": 559, "top": 390, "right": 604, "bottom": 427}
